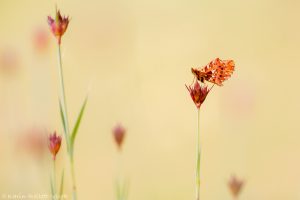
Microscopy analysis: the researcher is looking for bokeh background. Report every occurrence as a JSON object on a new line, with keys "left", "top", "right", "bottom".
{"left": 0, "top": 0, "right": 300, "bottom": 199}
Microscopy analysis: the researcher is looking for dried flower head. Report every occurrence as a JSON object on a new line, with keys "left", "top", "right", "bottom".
{"left": 47, "top": 9, "right": 69, "bottom": 44}
{"left": 48, "top": 132, "right": 62, "bottom": 160}
{"left": 228, "top": 175, "right": 244, "bottom": 198}
{"left": 186, "top": 80, "right": 210, "bottom": 109}
{"left": 113, "top": 124, "right": 126, "bottom": 150}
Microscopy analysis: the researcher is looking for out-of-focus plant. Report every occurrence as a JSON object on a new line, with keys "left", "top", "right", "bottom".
{"left": 0, "top": 48, "right": 19, "bottom": 74}
{"left": 186, "top": 58, "right": 235, "bottom": 200}
{"left": 113, "top": 123, "right": 129, "bottom": 200}
{"left": 16, "top": 127, "right": 47, "bottom": 161}
{"left": 228, "top": 175, "right": 244, "bottom": 200}
{"left": 33, "top": 28, "right": 50, "bottom": 53}
{"left": 48, "top": 7, "right": 88, "bottom": 200}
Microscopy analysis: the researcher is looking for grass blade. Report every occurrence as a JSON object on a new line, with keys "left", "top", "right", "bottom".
{"left": 70, "top": 96, "right": 88, "bottom": 149}
{"left": 59, "top": 99, "right": 67, "bottom": 134}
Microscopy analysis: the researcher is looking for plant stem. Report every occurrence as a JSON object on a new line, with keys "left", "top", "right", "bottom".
{"left": 53, "top": 160, "right": 57, "bottom": 200}
{"left": 57, "top": 44, "right": 70, "bottom": 152}
{"left": 117, "top": 152, "right": 122, "bottom": 200}
{"left": 57, "top": 44, "right": 77, "bottom": 200}
{"left": 116, "top": 152, "right": 129, "bottom": 200}
{"left": 196, "top": 109, "right": 201, "bottom": 200}
{"left": 70, "top": 157, "right": 78, "bottom": 200}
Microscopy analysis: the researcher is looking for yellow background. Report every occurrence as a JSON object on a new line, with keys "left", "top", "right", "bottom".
{"left": 0, "top": 0, "right": 300, "bottom": 199}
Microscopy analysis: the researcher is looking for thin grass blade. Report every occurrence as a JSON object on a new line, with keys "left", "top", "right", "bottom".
{"left": 70, "top": 96, "right": 88, "bottom": 149}
{"left": 59, "top": 99, "right": 67, "bottom": 134}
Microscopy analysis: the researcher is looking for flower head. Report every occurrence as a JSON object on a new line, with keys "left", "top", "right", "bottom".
{"left": 113, "top": 124, "right": 126, "bottom": 150}
{"left": 186, "top": 80, "right": 210, "bottom": 109}
{"left": 47, "top": 9, "right": 69, "bottom": 44}
{"left": 228, "top": 175, "right": 244, "bottom": 198}
{"left": 48, "top": 132, "right": 62, "bottom": 160}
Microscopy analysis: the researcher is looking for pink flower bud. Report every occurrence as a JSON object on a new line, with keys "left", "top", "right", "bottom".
{"left": 113, "top": 124, "right": 126, "bottom": 150}
{"left": 47, "top": 9, "right": 69, "bottom": 44}
{"left": 228, "top": 175, "right": 244, "bottom": 198}
{"left": 48, "top": 132, "right": 62, "bottom": 160}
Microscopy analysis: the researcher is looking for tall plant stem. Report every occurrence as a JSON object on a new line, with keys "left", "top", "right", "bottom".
{"left": 71, "top": 157, "right": 78, "bottom": 200}
{"left": 116, "top": 153, "right": 122, "bottom": 200}
{"left": 196, "top": 109, "right": 201, "bottom": 200}
{"left": 57, "top": 44, "right": 70, "bottom": 151}
{"left": 52, "top": 160, "right": 57, "bottom": 200}
{"left": 57, "top": 44, "right": 77, "bottom": 200}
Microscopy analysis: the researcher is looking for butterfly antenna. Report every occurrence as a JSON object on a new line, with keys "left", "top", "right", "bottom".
{"left": 209, "top": 84, "right": 215, "bottom": 91}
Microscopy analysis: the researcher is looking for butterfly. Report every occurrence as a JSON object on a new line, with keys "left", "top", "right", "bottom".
{"left": 191, "top": 58, "right": 235, "bottom": 86}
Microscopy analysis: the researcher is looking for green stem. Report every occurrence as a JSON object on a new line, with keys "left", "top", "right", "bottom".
{"left": 53, "top": 160, "right": 57, "bottom": 200}
{"left": 57, "top": 44, "right": 71, "bottom": 152}
{"left": 196, "top": 109, "right": 201, "bottom": 200}
{"left": 57, "top": 44, "right": 77, "bottom": 200}
{"left": 117, "top": 153, "right": 122, "bottom": 200}
{"left": 71, "top": 157, "right": 78, "bottom": 200}
{"left": 116, "top": 152, "right": 128, "bottom": 200}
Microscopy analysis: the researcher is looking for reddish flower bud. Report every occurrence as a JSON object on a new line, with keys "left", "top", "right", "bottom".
{"left": 48, "top": 132, "right": 62, "bottom": 160}
{"left": 228, "top": 175, "right": 244, "bottom": 198}
{"left": 186, "top": 80, "right": 210, "bottom": 109}
{"left": 47, "top": 9, "right": 69, "bottom": 44}
{"left": 113, "top": 124, "right": 126, "bottom": 150}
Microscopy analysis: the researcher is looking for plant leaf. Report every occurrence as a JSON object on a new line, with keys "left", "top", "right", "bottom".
{"left": 59, "top": 99, "right": 71, "bottom": 154}
{"left": 59, "top": 169, "right": 65, "bottom": 200}
{"left": 70, "top": 96, "right": 88, "bottom": 150}
{"left": 59, "top": 99, "right": 67, "bottom": 134}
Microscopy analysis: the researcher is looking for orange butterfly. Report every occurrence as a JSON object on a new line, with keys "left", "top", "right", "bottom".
{"left": 191, "top": 58, "right": 235, "bottom": 86}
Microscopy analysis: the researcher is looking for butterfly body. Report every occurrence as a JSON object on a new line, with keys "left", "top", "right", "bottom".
{"left": 192, "top": 58, "right": 235, "bottom": 86}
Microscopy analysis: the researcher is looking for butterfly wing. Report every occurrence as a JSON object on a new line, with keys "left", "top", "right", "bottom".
{"left": 201, "top": 58, "right": 235, "bottom": 86}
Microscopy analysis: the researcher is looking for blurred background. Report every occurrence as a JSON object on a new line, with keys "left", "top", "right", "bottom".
{"left": 0, "top": 0, "right": 300, "bottom": 199}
